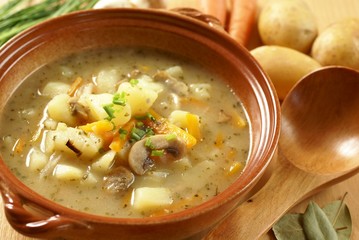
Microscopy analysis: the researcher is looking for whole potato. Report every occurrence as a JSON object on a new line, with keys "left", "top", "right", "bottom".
{"left": 258, "top": 0, "right": 317, "bottom": 53}
{"left": 311, "top": 18, "right": 359, "bottom": 71}
{"left": 251, "top": 45, "right": 321, "bottom": 100}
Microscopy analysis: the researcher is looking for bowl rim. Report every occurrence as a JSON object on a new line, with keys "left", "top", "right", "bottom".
{"left": 0, "top": 8, "right": 280, "bottom": 225}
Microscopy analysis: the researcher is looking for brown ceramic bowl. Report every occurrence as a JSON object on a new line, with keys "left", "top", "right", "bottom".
{"left": 0, "top": 9, "right": 280, "bottom": 240}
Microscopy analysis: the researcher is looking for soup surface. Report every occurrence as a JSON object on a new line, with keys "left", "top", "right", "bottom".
{"left": 0, "top": 48, "right": 250, "bottom": 218}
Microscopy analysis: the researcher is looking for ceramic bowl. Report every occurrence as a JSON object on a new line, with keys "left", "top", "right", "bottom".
{"left": 0, "top": 9, "right": 280, "bottom": 240}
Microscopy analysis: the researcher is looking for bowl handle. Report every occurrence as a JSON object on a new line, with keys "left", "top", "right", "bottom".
{"left": 172, "top": 8, "right": 225, "bottom": 32}
{"left": 0, "top": 185, "right": 91, "bottom": 237}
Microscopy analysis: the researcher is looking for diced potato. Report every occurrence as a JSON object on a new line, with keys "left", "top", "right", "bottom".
{"left": 117, "top": 82, "right": 158, "bottom": 115}
{"left": 83, "top": 93, "right": 131, "bottom": 126}
{"left": 44, "top": 123, "right": 103, "bottom": 160}
{"left": 41, "top": 82, "right": 71, "bottom": 98}
{"left": 137, "top": 75, "right": 164, "bottom": 93}
{"left": 43, "top": 118, "right": 58, "bottom": 130}
{"left": 91, "top": 150, "right": 116, "bottom": 173}
{"left": 47, "top": 94, "right": 78, "bottom": 126}
{"left": 83, "top": 93, "right": 114, "bottom": 120}
{"left": 181, "top": 160, "right": 217, "bottom": 192}
{"left": 95, "top": 69, "right": 120, "bottom": 93}
{"left": 171, "top": 157, "right": 192, "bottom": 171}
{"left": 168, "top": 110, "right": 201, "bottom": 139}
{"left": 53, "top": 164, "right": 83, "bottom": 181}
{"left": 165, "top": 66, "right": 183, "bottom": 78}
{"left": 168, "top": 110, "right": 188, "bottom": 128}
{"left": 26, "top": 148, "right": 48, "bottom": 172}
{"left": 132, "top": 187, "right": 173, "bottom": 211}
{"left": 2, "top": 135, "right": 15, "bottom": 150}
{"left": 60, "top": 66, "right": 74, "bottom": 77}
{"left": 189, "top": 83, "right": 211, "bottom": 100}
{"left": 135, "top": 171, "right": 170, "bottom": 187}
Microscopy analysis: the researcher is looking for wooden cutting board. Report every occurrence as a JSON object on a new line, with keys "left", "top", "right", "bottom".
{"left": 0, "top": 0, "right": 358, "bottom": 239}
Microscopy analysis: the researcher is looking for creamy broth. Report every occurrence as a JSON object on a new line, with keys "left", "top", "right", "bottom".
{"left": 0, "top": 48, "right": 249, "bottom": 218}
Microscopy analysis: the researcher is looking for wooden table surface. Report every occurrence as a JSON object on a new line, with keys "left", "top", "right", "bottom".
{"left": 0, "top": 0, "right": 359, "bottom": 239}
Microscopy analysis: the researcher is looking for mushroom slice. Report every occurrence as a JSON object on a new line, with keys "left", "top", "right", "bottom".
{"left": 68, "top": 97, "right": 89, "bottom": 122}
{"left": 153, "top": 70, "right": 189, "bottom": 97}
{"left": 217, "top": 109, "right": 232, "bottom": 123}
{"left": 128, "top": 134, "right": 187, "bottom": 175}
{"left": 103, "top": 166, "right": 135, "bottom": 194}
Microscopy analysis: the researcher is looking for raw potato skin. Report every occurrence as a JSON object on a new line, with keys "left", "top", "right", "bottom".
{"left": 311, "top": 18, "right": 359, "bottom": 71}
{"left": 258, "top": 0, "right": 318, "bottom": 53}
{"left": 251, "top": 45, "right": 321, "bottom": 100}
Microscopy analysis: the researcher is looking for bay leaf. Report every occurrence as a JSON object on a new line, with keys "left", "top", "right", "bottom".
{"left": 272, "top": 213, "right": 306, "bottom": 240}
{"left": 302, "top": 201, "right": 338, "bottom": 240}
{"left": 322, "top": 200, "right": 352, "bottom": 240}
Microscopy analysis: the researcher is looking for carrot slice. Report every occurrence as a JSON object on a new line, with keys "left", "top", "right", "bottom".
{"left": 200, "top": 0, "right": 227, "bottom": 25}
{"left": 13, "top": 136, "right": 26, "bottom": 154}
{"left": 109, "top": 119, "right": 136, "bottom": 152}
{"left": 186, "top": 113, "right": 202, "bottom": 140}
{"left": 147, "top": 109, "right": 197, "bottom": 148}
{"left": 228, "top": 0, "right": 257, "bottom": 47}
{"left": 79, "top": 120, "right": 114, "bottom": 134}
{"left": 67, "top": 76, "right": 83, "bottom": 97}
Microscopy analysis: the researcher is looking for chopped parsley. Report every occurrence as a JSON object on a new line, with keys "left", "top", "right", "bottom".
{"left": 151, "top": 149, "right": 165, "bottom": 157}
{"left": 129, "top": 78, "right": 139, "bottom": 87}
{"left": 130, "top": 127, "right": 147, "bottom": 141}
{"left": 165, "top": 133, "right": 177, "bottom": 141}
{"left": 103, "top": 104, "right": 115, "bottom": 120}
{"left": 113, "top": 92, "right": 126, "bottom": 106}
{"left": 130, "top": 125, "right": 155, "bottom": 142}
{"left": 119, "top": 128, "right": 128, "bottom": 139}
{"left": 145, "top": 138, "right": 154, "bottom": 149}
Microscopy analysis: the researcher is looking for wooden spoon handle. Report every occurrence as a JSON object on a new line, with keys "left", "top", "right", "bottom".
{"left": 204, "top": 153, "right": 336, "bottom": 240}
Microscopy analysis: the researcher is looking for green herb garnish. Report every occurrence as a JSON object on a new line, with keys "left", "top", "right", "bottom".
{"left": 129, "top": 78, "right": 139, "bottom": 87}
{"left": 103, "top": 104, "right": 115, "bottom": 120}
{"left": 113, "top": 92, "right": 126, "bottom": 106}
{"left": 147, "top": 112, "right": 156, "bottom": 121}
{"left": 272, "top": 193, "right": 352, "bottom": 240}
{"left": 136, "top": 121, "right": 144, "bottom": 127}
{"left": 151, "top": 149, "right": 164, "bottom": 157}
{"left": 145, "top": 138, "right": 154, "bottom": 149}
{"left": 130, "top": 127, "right": 146, "bottom": 141}
{"left": 145, "top": 128, "right": 155, "bottom": 136}
{"left": 119, "top": 128, "right": 128, "bottom": 140}
{"left": 0, "top": 0, "right": 100, "bottom": 46}
{"left": 165, "top": 133, "right": 177, "bottom": 141}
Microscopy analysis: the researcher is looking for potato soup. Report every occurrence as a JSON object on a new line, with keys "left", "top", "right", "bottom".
{"left": 0, "top": 48, "right": 250, "bottom": 218}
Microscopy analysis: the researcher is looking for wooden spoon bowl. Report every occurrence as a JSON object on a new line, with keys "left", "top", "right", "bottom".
{"left": 205, "top": 66, "right": 359, "bottom": 239}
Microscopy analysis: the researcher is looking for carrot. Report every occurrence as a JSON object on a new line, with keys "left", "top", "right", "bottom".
{"left": 13, "top": 137, "right": 26, "bottom": 154}
{"left": 147, "top": 109, "right": 197, "bottom": 148}
{"left": 67, "top": 76, "right": 83, "bottom": 97}
{"left": 180, "top": 97, "right": 208, "bottom": 109}
{"left": 227, "top": 161, "right": 243, "bottom": 176}
{"left": 109, "top": 119, "right": 136, "bottom": 152}
{"left": 232, "top": 112, "right": 247, "bottom": 128}
{"left": 164, "top": 121, "right": 197, "bottom": 148}
{"left": 228, "top": 0, "right": 257, "bottom": 47}
{"left": 215, "top": 132, "right": 224, "bottom": 148}
{"left": 186, "top": 113, "right": 202, "bottom": 140}
{"left": 200, "top": 0, "right": 227, "bottom": 26}
{"left": 79, "top": 120, "right": 114, "bottom": 135}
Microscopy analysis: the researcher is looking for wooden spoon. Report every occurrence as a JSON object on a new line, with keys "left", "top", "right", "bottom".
{"left": 204, "top": 66, "right": 359, "bottom": 239}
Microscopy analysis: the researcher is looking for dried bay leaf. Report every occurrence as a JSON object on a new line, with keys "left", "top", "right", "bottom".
{"left": 322, "top": 200, "right": 352, "bottom": 240}
{"left": 302, "top": 201, "right": 338, "bottom": 240}
{"left": 272, "top": 214, "right": 307, "bottom": 240}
